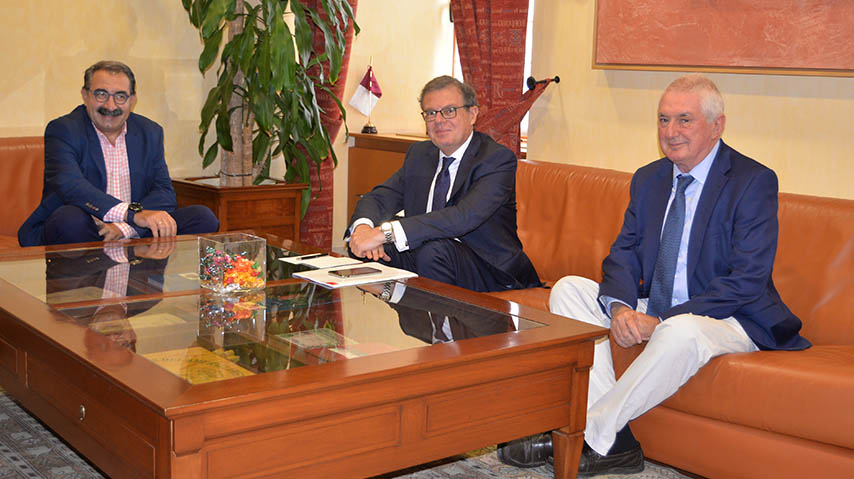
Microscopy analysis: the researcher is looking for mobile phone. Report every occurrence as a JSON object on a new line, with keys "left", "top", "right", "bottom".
{"left": 328, "top": 266, "right": 382, "bottom": 278}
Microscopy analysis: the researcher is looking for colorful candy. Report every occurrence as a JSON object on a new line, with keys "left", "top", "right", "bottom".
{"left": 199, "top": 246, "right": 265, "bottom": 292}
{"left": 200, "top": 292, "right": 265, "bottom": 328}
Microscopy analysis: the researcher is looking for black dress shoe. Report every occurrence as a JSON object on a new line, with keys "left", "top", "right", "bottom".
{"left": 497, "top": 432, "right": 553, "bottom": 468}
{"left": 577, "top": 442, "right": 644, "bottom": 477}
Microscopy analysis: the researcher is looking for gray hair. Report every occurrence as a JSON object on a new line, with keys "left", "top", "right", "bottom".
{"left": 83, "top": 61, "right": 136, "bottom": 95}
{"left": 418, "top": 75, "right": 478, "bottom": 109}
{"left": 664, "top": 74, "right": 724, "bottom": 122}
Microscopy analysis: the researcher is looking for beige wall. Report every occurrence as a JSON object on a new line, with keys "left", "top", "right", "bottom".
{"left": 527, "top": 0, "right": 854, "bottom": 200}
{"left": 0, "top": 0, "right": 217, "bottom": 179}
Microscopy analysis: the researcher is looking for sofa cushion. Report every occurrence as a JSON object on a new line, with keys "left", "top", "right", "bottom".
{"left": 614, "top": 341, "right": 854, "bottom": 449}
{"left": 0, "top": 136, "right": 44, "bottom": 241}
{"left": 774, "top": 193, "right": 854, "bottom": 346}
{"left": 515, "top": 160, "right": 630, "bottom": 284}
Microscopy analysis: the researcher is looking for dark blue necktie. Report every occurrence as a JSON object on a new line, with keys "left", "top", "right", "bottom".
{"left": 431, "top": 156, "right": 455, "bottom": 211}
{"left": 647, "top": 174, "right": 694, "bottom": 317}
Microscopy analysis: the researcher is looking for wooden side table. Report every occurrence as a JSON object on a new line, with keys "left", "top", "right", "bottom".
{"left": 172, "top": 177, "right": 306, "bottom": 241}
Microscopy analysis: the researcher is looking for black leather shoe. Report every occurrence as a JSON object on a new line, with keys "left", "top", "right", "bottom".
{"left": 577, "top": 442, "right": 644, "bottom": 477}
{"left": 496, "top": 432, "right": 553, "bottom": 468}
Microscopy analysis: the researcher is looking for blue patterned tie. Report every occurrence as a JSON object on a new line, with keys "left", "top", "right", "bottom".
{"left": 647, "top": 174, "right": 694, "bottom": 317}
{"left": 432, "top": 156, "right": 455, "bottom": 211}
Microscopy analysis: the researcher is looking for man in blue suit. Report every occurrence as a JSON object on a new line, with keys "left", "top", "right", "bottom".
{"left": 346, "top": 76, "right": 539, "bottom": 292}
{"left": 498, "top": 75, "right": 810, "bottom": 476}
{"left": 18, "top": 60, "right": 218, "bottom": 246}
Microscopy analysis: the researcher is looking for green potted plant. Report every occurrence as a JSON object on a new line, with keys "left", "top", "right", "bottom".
{"left": 181, "top": 0, "right": 358, "bottom": 220}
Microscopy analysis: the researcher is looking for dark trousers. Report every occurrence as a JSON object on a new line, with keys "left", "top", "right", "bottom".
{"left": 42, "top": 204, "right": 219, "bottom": 245}
{"left": 381, "top": 238, "right": 517, "bottom": 293}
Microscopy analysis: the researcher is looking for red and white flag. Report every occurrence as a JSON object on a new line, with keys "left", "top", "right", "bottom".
{"left": 348, "top": 65, "right": 382, "bottom": 117}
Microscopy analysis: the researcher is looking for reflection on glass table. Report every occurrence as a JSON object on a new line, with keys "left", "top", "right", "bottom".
{"left": 59, "top": 278, "right": 542, "bottom": 385}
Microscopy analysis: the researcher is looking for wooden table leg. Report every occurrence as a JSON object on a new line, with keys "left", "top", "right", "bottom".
{"left": 552, "top": 427, "right": 582, "bottom": 479}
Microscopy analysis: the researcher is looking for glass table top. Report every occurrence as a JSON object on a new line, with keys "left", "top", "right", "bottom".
{"left": 0, "top": 238, "right": 543, "bottom": 385}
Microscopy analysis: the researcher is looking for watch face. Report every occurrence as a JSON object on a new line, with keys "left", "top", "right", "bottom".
{"left": 129, "top": 202, "right": 143, "bottom": 213}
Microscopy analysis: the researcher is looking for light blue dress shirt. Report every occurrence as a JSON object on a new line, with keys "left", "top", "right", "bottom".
{"left": 602, "top": 140, "right": 721, "bottom": 318}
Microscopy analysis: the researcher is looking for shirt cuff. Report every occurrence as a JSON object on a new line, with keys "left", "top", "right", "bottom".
{"left": 390, "top": 220, "right": 408, "bottom": 252}
{"left": 600, "top": 295, "right": 631, "bottom": 318}
{"left": 116, "top": 222, "right": 138, "bottom": 239}
{"left": 349, "top": 218, "right": 375, "bottom": 237}
{"left": 104, "top": 202, "right": 129, "bottom": 223}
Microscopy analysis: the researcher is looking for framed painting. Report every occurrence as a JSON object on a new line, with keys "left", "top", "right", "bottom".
{"left": 593, "top": 0, "right": 854, "bottom": 77}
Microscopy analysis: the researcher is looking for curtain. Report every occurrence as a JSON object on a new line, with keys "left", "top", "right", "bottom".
{"left": 301, "top": 0, "right": 359, "bottom": 249}
{"left": 451, "top": 0, "right": 549, "bottom": 157}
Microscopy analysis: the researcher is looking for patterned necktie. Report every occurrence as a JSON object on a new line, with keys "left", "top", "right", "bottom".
{"left": 431, "top": 156, "right": 455, "bottom": 211}
{"left": 646, "top": 174, "right": 694, "bottom": 317}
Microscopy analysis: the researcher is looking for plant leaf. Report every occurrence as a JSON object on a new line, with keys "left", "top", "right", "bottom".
{"left": 201, "top": 0, "right": 230, "bottom": 38}
{"left": 270, "top": 4, "right": 295, "bottom": 92}
{"left": 252, "top": 132, "right": 271, "bottom": 166}
{"left": 203, "top": 142, "right": 219, "bottom": 168}
{"left": 290, "top": 0, "right": 313, "bottom": 66}
{"left": 199, "top": 26, "right": 224, "bottom": 72}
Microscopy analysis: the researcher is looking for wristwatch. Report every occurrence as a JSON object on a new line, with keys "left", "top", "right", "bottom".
{"left": 380, "top": 222, "right": 395, "bottom": 244}
{"left": 127, "top": 202, "right": 143, "bottom": 223}
{"left": 379, "top": 281, "right": 394, "bottom": 301}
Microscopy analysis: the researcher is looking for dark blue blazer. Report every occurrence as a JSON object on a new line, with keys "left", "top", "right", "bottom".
{"left": 599, "top": 141, "right": 810, "bottom": 351}
{"left": 350, "top": 131, "right": 540, "bottom": 289}
{"left": 18, "top": 105, "right": 177, "bottom": 246}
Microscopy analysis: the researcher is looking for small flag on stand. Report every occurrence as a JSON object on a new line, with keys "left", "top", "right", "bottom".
{"left": 349, "top": 65, "right": 382, "bottom": 133}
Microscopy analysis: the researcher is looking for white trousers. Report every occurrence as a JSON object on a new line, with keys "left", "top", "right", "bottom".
{"left": 549, "top": 276, "right": 758, "bottom": 455}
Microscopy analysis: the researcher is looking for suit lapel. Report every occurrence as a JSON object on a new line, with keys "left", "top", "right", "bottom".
{"left": 125, "top": 115, "right": 143, "bottom": 201}
{"left": 448, "top": 132, "right": 482, "bottom": 205}
{"left": 411, "top": 142, "right": 439, "bottom": 216}
{"left": 687, "top": 142, "right": 731, "bottom": 282}
{"left": 83, "top": 112, "right": 108, "bottom": 190}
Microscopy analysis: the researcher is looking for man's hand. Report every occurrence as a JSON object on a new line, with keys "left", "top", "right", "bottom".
{"left": 348, "top": 224, "right": 390, "bottom": 261}
{"left": 96, "top": 220, "right": 124, "bottom": 241}
{"left": 132, "top": 210, "right": 177, "bottom": 237}
{"left": 610, "top": 303, "right": 660, "bottom": 348}
{"left": 134, "top": 238, "right": 177, "bottom": 259}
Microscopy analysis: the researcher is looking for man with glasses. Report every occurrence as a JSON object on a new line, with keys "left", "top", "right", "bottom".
{"left": 18, "top": 60, "right": 218, "bottom": 246}
{"left": 346, "top": 75, "right": 539, "bottom": 292}
{"left": 498, "top": 74, "right": 809, "bottom": 476}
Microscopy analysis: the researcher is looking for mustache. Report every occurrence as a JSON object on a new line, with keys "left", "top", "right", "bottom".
{"left": 97, "top": 106, "right": 123, "bottom": 117}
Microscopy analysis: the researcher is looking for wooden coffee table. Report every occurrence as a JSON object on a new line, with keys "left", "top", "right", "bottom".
{"left": 0, "top": 235, "right": 606, "bottom": 479}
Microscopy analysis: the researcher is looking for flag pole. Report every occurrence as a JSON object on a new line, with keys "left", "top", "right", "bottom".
{"left": 361, "top": 57, "right": 378, "bottom": 134}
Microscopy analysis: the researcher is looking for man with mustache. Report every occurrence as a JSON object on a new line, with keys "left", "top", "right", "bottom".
{"left": 18, "top": 60, "right": 218, "bottom": 246}
{"left": 346, "top": 76, "right": 539, "bottom": 292}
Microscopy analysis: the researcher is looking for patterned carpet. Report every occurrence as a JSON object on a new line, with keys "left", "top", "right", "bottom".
{"left": 0, "top": 388, "right": 690, "bottom": 479}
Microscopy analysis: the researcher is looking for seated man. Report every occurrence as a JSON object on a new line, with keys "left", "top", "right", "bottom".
{"left": 346, "top": 76, "right": 539, "bottom": 292}
{"left": 498, "top": 74, "right": 810, "bottom": 476}
{"left": 18, "top": 60, "right": 218, "bottom": 246}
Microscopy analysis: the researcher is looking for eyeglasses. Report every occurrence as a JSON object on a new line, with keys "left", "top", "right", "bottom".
{"left": 421, "top": 105, "right": 473, "bottom": 122}
{"left": 86, "top": 88, "right": 131, "bottom": 105}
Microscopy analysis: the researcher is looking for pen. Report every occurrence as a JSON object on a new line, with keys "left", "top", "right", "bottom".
{"left": 296, "top": 253, "right": 324, "bottom": 261}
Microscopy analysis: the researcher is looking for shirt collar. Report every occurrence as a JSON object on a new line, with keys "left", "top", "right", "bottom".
{"left": 672, "top": 139, "right": 719, "bottom": 186}
{"left": 440, "top": 131, "right": 474, "bottom": 162}
{"left": 93, "top": 122, "right": 128, "bottom": 146}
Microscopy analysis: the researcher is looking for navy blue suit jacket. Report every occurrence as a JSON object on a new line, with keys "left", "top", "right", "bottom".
{"left": 18, "top": 105, "right": 177, "bottom": 246}
{"left": 349, "top": 131, "right": 540, "bottom": 289}
{"left": 599, "top": 141, "right": 809, "bottom": 351}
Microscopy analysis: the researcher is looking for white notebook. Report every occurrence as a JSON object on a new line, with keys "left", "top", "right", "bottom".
{"left": 293, "top": 263, "right": 417, "bottom": 289}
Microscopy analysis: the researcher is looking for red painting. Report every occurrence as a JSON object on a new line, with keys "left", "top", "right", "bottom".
{"left": 594, "top": 0, "right": 854, "bottom": 74}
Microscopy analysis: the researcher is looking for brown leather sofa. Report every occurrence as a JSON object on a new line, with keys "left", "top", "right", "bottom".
{"left": 490, "top": 159, "right": 854, "bottom": 478}
{"left": 0, "top": 136, "right": 44, "bottom": 250}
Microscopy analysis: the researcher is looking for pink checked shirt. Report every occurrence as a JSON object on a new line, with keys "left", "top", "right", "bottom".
{"left": 95, "top": 124, "right": 137, "bottom": 239}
